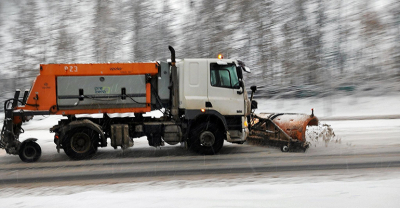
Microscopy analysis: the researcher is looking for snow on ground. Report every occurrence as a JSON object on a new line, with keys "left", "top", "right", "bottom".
{"left": 256, "top": 95, "right": 400, "bottom": 117}
{"left": 0, "top": 170, "right": 399, "bottom": 208}
{"left": 307, "top": 119, "right": 400, "bottom": 147}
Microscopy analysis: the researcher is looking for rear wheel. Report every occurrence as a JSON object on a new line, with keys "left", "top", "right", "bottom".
{"left": 188, "top": 122, "right": 224, "bottom": 155}
{"left": 63, "top": 127, "right": 98, "bottom": 160}
{"left": 19, "top": 140, "right": 41, "bottom": 162}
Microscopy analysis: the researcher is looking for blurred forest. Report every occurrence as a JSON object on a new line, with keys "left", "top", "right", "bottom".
{"left": 0, "top": 0, "right": 399, "bottom": 99}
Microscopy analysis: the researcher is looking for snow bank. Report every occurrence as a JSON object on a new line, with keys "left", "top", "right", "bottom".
{"left": 0, "top": 173, "right": 399, "bottom": 208}
{"left": 256, "top": 95, "right": 400, "bottom": 118}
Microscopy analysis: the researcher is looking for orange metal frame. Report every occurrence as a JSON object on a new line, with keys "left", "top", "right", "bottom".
{"left": 16, "top": 62, "right": 158, "bottom": 115}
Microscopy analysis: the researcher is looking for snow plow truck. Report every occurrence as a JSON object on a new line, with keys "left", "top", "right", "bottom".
{"left": 1, "top": 46, "right": 318, "bottom": 162}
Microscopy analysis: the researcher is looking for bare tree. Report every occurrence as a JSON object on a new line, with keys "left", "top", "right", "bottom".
{"left": 153, "top": 0, "right": 176, "bottom": 60}
{"left": 56, "top": 2, "right": 77, "bottom": 63}
{"left": 182, "top": 0, "right": 200, "bottom": 58}
{"left": 94, "top": 0, "right": 120, "bottom": 62}
{"left": 360, "top": 2, "right": 384, "bottom": 80}
{"left": 390, "top": 1, "right": 400, "bottom": 79}
{"left": 13, "top": 1, "right": 41, "bottom": 78}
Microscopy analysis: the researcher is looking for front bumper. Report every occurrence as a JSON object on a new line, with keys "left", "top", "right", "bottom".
{"left": 226, "top": 128, "right": 248, "bottom": 143}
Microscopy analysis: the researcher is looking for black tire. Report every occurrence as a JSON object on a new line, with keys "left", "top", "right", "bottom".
{"left": 62, "top": 127, "right": 98, "bottom": 160}
{"left": 19, "top": 141, "right": 41, "bottom": 163}
{"left": 188, "top": 122, "right": 224, "bottom": 155}
{"left": 281, "top": 144, "right": 289, "bottom": 152}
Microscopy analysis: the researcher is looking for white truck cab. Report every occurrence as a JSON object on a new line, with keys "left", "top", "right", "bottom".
{"left": 176, "top": 58, "right": 250, "bottom": 145}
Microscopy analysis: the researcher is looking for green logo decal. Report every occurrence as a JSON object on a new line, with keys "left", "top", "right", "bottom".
{"left": 95, "top": 86, "right": 110, "bottom": 94}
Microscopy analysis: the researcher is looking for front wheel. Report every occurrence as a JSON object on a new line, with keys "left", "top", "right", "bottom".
{"left": 188, "top": 122, "right": 224, "bottom": 155}
{"left": 62, "top": 127, "right": 98, "bottom": 160}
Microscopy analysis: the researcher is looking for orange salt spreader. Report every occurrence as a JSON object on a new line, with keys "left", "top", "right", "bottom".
{"left": 1, "top": 62, "right": 158, "bottom": 158}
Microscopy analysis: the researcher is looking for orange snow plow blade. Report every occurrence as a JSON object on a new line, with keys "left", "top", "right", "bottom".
{"left": 248, "top": 111, "right": 319, "bottom": 151}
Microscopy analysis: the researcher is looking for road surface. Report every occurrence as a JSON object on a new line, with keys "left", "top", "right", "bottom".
{"left": 0, "top": 118, "right": 399, "bottom": 187}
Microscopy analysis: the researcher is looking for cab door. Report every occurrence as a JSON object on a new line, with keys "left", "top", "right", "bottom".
{"left": 207, "top": 61, "right": 245, "bottom": 116}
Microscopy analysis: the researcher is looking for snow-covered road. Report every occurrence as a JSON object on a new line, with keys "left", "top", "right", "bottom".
{"left": 0, "top": 169, "right": 399, "bottom": 208}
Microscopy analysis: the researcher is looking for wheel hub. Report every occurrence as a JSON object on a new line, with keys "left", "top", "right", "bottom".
{"left": 199, "top": 131, "right": 215, "bottom": 147}
{"left": 71, "top": 133, "right": 91, "bottom": 153}
{"left": 23, "top": 146, "right": 36, "bottom": 159}
{"left": 77, "top": 139, "right": 85, "bottom": 146}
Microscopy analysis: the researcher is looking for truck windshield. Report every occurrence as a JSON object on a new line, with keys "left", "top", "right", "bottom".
{"left": 210, "top": 63, "right": 240, "bottom": 89}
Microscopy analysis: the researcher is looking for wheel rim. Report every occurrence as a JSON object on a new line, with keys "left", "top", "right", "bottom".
{"left": 199, "top": 131, "right": 215, "bottom": 147}
{"left": 282, "top": 145, "right": 289, "bottom": 152}
{"left": 71, "top": 132, "right": 91, "bottom": 153}
{"left": 23, "top": 146, "right": 36, "bottom": 159}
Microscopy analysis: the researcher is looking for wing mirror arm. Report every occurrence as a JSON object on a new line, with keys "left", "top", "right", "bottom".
{"left": 250, "top": 85, "right": 257, "bottom": 110}
{"left": 250, "top": 85, "right": 257, "bottom": 101}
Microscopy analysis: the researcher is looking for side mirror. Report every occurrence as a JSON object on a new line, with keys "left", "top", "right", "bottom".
{"left": 237, "top": 60, "right": 251, "bottom": 73}
{"left": 251, "top": 100, "right": 258, "bottom": 110}
{"left": 250, "top": 85, "right": 257, "bottom": 92}
{"left": 250, "top": 85, "right": 257, "bottom": 103}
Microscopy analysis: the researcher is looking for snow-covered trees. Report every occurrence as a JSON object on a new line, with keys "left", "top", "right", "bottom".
{"left": 0, "top": 0, "right": 398, "bottom": 98}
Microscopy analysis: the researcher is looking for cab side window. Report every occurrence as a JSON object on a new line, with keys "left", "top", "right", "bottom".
{"left": 211, "top": 70, "right": 217, "bottom": 86}
{"left": 210, "top": 63, "right": 239, "bottom": 89}
{"left": 218, "top": 70, "right": 231, "bottom": 87}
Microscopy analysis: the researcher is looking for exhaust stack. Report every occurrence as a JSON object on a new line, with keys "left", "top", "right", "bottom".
{"left": 169, "top": 46, "right": 179, "bottom": 120}
{"left": 169, "top": 46, "right": 176, "bottom": 66}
